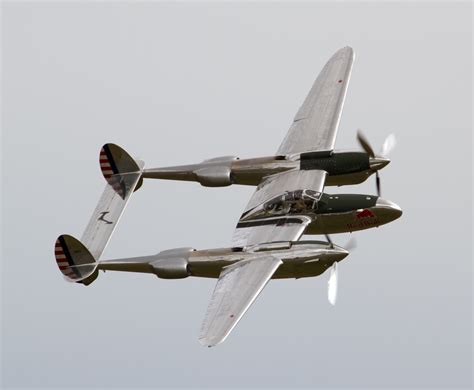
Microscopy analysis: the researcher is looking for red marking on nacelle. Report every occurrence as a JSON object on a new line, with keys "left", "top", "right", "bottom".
{"left": 356, "top": 209, "right": 375, "bottom": 219}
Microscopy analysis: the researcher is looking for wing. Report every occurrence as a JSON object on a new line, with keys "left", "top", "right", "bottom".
{"left": 199, "top": 255, "right": 282, "bottom": 347}
{"left": 277, "top": 47, "right": 354, "bottom": 155}
{"left": 231, "top": 215, "right": 312, "bottom": 247}
{"left": 231, "top": 169, "right": 326, "bottom": 247}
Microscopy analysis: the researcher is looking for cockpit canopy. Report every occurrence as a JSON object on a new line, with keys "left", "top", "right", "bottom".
{"left": 263, "top": 189, "right": 321, "bottom": 214}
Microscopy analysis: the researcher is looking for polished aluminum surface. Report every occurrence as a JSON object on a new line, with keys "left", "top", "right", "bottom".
{"left": 277, "top": 47, "right": 354, "bottom": 155}
{"left": 231, "top": 169, "right": 326, "bottom": 247}
{"left": 231, "top": 215, "right": 312, "bottom": 247}
{"left": 81, "top": 149, "right": 144, "bottom": 260}
{"left": 199, "top": 255, "right": 282, "bottom": 347}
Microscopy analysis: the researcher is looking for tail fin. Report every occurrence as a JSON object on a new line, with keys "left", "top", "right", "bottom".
{"left": 54, "top": 234, "right": 99, "bottom": 285}
{"left": 100, "top": 143, "right": 144, "bottom": 194}
{"left": 55, "top": 144, "right": 143, "bottom": 284}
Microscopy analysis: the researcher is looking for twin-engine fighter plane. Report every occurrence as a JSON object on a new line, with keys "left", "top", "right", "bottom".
{"left": 54, "top": 47, "right": 402, "bottom": 347}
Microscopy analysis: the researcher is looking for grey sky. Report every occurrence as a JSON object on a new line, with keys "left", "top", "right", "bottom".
{"left": 1, "top": 2, "right": 472, "bottom": 389}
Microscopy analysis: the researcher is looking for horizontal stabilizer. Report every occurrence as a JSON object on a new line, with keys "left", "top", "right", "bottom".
{"left": 81, "top": 145, "right": 144, "bottom": 260}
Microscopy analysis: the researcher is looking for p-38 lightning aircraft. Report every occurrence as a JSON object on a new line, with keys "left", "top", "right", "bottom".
{"left": 54, "top": 47, "right": 402, "bottom": 346}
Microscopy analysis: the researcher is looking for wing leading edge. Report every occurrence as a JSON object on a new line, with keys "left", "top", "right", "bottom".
{"left": 199, "top": 255, "right": 282, "bottom": 347}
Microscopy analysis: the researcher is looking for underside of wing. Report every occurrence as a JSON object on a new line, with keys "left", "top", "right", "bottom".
{"left": 199, "top": 255, "right": 282, "bottom": 347}
{"left": 277, "top": 47, "right": 354, "bottom": 155}
{"left": 231, "top": 215, "right": 312, "bottom": 247}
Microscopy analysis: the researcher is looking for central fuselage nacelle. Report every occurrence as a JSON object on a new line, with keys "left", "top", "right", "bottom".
{"left": 241, "top": 192, "right": 402, "bottom": 235}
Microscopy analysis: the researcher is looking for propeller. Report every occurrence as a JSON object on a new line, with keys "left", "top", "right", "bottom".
{"left": 325, "top": 235, "right": 357, "bottom": 306}
{"left": 325, "top": 234, "right": 357, "bottom": 251}
{"left": 325, "top": 233, "right": 334, "bottom": 248}
{"left": 344, "top": 236, "right": 357, "bottom": 251}
{"left": 381, "top": 133, "right": 397, "bottom": 156}
{"left": 356, "top": 129, "right": 396, "bottom": 197}
{"left": 375, "top": 171, "right": 381, "bottom": 197}
{"left": 356, "top": 130, "right": 376, "bottom": 158}
{"left": 328, "top": 261, "right": 338, "bottom": 306}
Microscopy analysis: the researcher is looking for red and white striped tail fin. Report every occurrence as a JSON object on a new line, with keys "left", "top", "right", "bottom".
{"left": 54, "top": 235, "right": 99, "bottom": 285}
{"left": 99, "top": 144, "right": 144, "bottom": 197}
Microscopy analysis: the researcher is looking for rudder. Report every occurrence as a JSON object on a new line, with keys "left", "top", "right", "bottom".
{"left": 100, "top": 143, "right": 144, "bottom": 194}
{"left": 54, "top": 234, "right": 99, "bottom": 285}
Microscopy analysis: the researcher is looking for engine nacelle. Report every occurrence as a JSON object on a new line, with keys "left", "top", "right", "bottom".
{"left": 193, "top": 166, "right": 234, "bottom": 187}
{"left": 151, "top": 257, "right": 190, "bottom": 279}
{"left": 151, "top": 247, "right": 194, "bottom": 279}
{"left": 202, "top": 155, "right": 239, "bottom": 163}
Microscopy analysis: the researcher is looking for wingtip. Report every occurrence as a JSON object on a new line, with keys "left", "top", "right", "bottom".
{"left": 337, "top": 46, "right": 354, "bottom": 57}
{"left": 198, "top": 333, "right": 228, "bottom": 348}
{"left": 198, "top": 337, "right": 220, "bottom": 348}
{"left": 198, "top": 338, "right": 216, "bottom": 348}
{"left": 327, "top": 46, "right": 355, "bottom": 64}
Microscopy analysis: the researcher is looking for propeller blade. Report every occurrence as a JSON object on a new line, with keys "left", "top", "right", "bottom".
{"left": 357, "top": 129, "right": 375, "bottom": 157}
{"left": 345, "top": 236, "right": 357, "bottom": 251}
{"left": 376, "top": 171, "right": 381, "bottom": 197}
{"left": 381, "top": 133, "right": 397, "bottom": 156}
{"left": 328, "top": 262, "right": 338, "bottom": 306}
{"left": 325, "top": 233, "right": 334, "bottom": 248}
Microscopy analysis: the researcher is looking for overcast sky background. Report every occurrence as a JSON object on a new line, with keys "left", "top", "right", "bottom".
{"left": 2, "top": 2, "right": 472, "bottom": 389}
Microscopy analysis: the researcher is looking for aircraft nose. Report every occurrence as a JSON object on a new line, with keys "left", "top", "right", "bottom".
{"left": 375, "top": 198, "right": 403, "bottom": 220}
{"left": 369, "top": 156, "right": 390, "bottom": 170}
